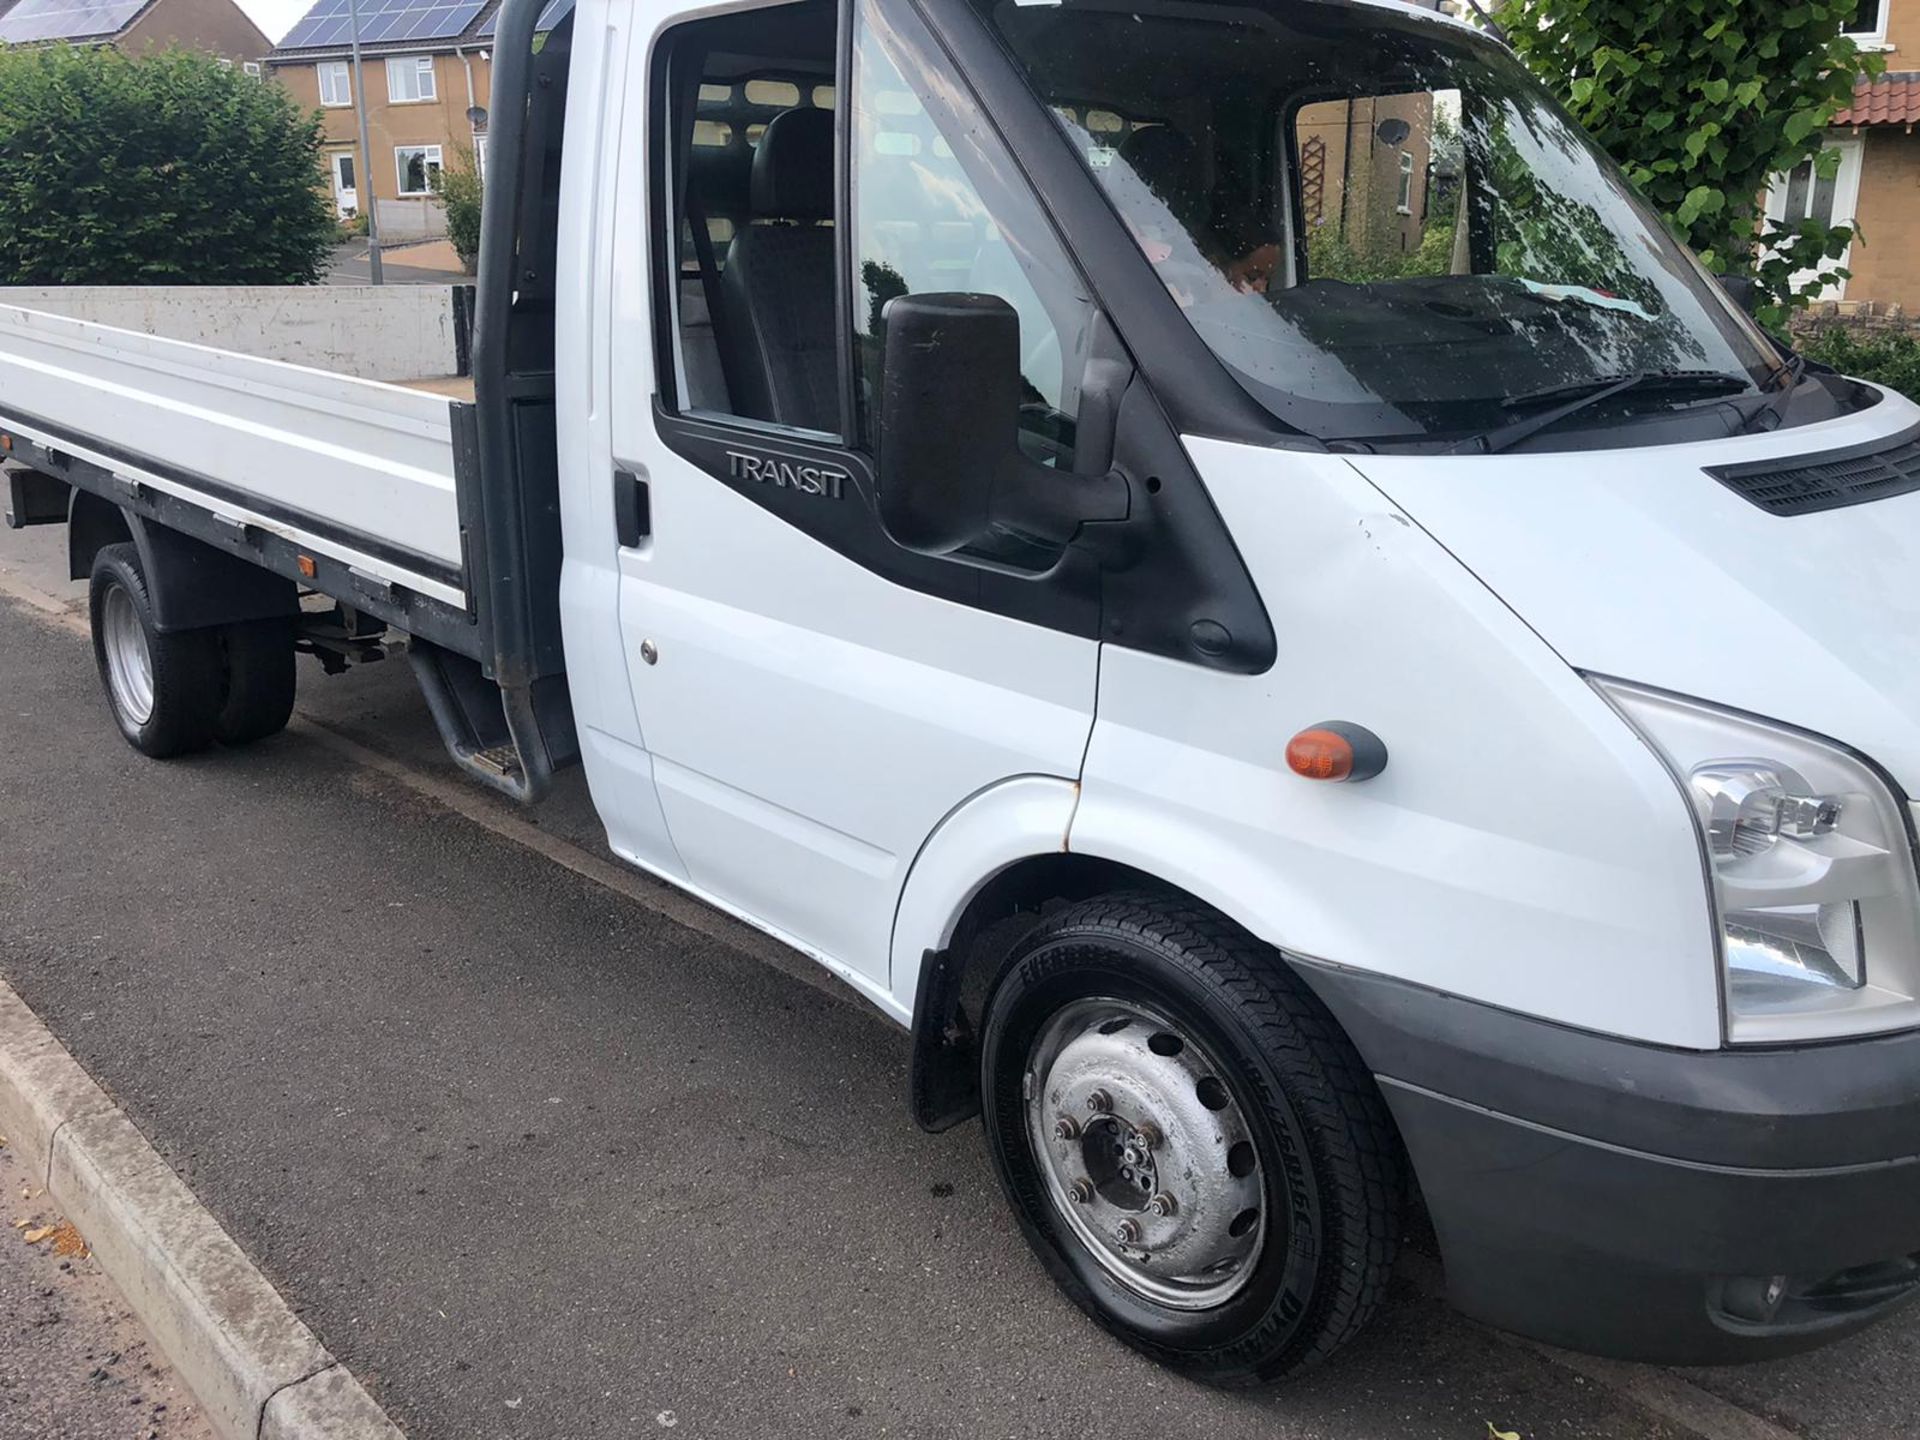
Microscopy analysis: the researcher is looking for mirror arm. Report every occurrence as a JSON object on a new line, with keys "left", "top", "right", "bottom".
{"left": 991, "top": 465, "right": 1131, "bottom": 547}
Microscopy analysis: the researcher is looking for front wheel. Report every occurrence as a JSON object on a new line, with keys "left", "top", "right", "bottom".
{"left": 979, "top": 896, "right": 1404, "bottom": 1385}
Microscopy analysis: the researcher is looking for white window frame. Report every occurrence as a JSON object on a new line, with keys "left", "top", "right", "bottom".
{"left": 395, "top": 144, "right": 444, "bottom": 196}
{"left": 1844, "top": 0, "right": 1891, "bottom": 47}
{"left": 1396, "top": 149, "right": 1415, "bottom": 214}
{"left": 318, "top": 60, "right": 351, "bottom": 107}
{"left": 386, "top": 55, "right": 437, "bottom": 104}
{"left": 243, "top": 61, "right": 262, "bottom": 79}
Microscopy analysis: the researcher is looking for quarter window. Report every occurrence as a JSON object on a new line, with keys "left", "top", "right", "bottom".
{"left": 318, "top": 60, "right": 351, "bottom": 107}
{"left": 386, "top": 55, "right": 436, "bottom": 104}
{"left": 396, "top": 144, "right": 443, "bottom": 196}
{"left": 661, "top": 0, "right": 842, "bottom": 432}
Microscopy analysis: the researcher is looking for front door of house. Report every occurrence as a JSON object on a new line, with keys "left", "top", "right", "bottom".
{"left": 329, "top": 152, "right": 359, "bottom": 219}
{"left": 1765, "top": 138, "right": 1865, "bottom": 302}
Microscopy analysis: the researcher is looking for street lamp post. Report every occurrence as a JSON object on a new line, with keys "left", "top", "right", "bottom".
{"left": 345, "top": 0, "right": 384, "bottom": 285}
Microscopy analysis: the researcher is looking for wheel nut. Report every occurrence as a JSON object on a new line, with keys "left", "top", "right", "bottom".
{"left": 1147, "top": 1192, "right": 1178, "bottom": 1218}
{"left": 1068, "top": 1177, "right": 1094, "bottom": 1204}
{"left": 1054, "top": 1116, "right": 1081, "bottom": 1142}
{"left": 1115, "top": 1218, "right": 1143, "bottom": 1246}
{"left": 1132, "top": 1122, "right": 1162, "bottom": 1151}
{"left": 1085, "top": 1089, "right": 1113, "bottom": 1114}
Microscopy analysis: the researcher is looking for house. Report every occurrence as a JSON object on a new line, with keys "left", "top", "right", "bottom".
{"left": 0, "top": 0, "right": 267, "bottom": 64}
{"left": 1295, "top": 93, "right": 1439, "bottom": 263}
{"left": 1775, "top": 0, "right": 1919, "bottom": 312}
{"left": 266, "top": 0, "right": 562, "bottom": 238}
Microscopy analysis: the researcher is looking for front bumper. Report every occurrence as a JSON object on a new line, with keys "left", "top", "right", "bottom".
{"left": 1297, "top": 960, "right": 1920, "bottom": 1364}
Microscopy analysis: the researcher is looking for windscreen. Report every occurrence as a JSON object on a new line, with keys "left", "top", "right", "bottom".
{"left": 979, "top": 0, "right": 1785, "bottom": 443}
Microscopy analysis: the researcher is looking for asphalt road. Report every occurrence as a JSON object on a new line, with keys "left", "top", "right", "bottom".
{"left": 1, "top": 524, "right": 1916, "bottom": 1439}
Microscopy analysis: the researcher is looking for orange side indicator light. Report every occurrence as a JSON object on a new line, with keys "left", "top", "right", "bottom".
{"left": 1286, "top": 722, "right": 1388, "bottom": 783}
{"left": 296, "top": 554, "right": 317, "bottom": 579}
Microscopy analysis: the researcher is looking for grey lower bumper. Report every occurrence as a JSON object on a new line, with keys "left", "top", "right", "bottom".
{"left": 1295, "top": 960, "right": 1920, "bottom": 1364}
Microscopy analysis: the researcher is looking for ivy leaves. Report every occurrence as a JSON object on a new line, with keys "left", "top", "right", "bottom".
{"left": 1504, "top": 0, "right": 1882, "bottom": 324}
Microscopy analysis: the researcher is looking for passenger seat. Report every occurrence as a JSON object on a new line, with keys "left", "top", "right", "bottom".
{"left": 718, "top": 107, "right": 839, "bottom": 432}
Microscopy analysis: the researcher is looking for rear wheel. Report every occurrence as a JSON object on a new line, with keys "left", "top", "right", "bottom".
{"left": 214, "top": 616, "right": 296, "bottom": 745}
{"left": 88, "top": 544, "right": 221, "bottom": 759}
{"left": 979, "top": 895, "right": 1403, "bottom": 1385}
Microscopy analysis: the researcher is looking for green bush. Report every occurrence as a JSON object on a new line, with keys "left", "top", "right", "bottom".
{"left": 435, "top": 145, "right": 483, "bottom": 275}
{"left": 1798, "top": 326, "right": 1920, "bottom": 399}
{"left": 0, "top": 45, "right": 336, "bottom": 285}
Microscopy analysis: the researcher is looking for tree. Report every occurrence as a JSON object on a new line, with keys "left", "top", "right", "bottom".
{"left": 0, "top": 46, "right": 337, "bottom": 285}
{"left": 1500, "top": 0, "right": 1882, "bottom": 325}
{"left": 433, "top": 144, "right": 484, "bottom": 275}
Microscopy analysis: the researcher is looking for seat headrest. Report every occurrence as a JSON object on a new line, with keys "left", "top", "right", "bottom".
{"left": 750, "top": 107, "right": 834, "bottom": 222}
{"left": 1118, "top": 126, "right": 1208, "bottom": 233}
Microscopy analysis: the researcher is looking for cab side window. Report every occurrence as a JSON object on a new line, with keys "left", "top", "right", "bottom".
{"left": 849, "top": 0, "right": 1095, "bottom": 470}
{"left": 664, "top": 0, "right": 842, "bottom": 436}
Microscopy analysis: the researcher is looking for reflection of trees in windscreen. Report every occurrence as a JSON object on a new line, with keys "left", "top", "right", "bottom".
{"left": 1470, "top": 99, "right": 1693, "bottom": 375}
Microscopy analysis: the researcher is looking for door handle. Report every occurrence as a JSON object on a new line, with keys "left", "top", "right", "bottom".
{"left": 615, "top": 469, "right": 651, "bottom": 548}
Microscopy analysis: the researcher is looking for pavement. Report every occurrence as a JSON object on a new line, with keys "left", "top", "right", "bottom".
{"left": 326, "top": 242, "right": 471, "bottom": 287}
{"left": 2, "top": 517, "right": 1919, "bottom": 1439}
{"left": 0, "top": 1142, "right": 211, "bottom": 1439}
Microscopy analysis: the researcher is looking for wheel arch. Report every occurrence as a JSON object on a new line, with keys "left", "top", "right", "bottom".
{"left": 68, "top": 495, "right": 295, "bottom": 632}
{"left": 898, "top": 795, "right": 1351, "bottom": 1134}
{"left": 67, "top": 488, "right": 134, "bottom": 583}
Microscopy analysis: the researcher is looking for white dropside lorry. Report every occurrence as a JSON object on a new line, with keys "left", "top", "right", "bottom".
{"left": 6, "top": 0, "right": 1920, "bottom": 1384}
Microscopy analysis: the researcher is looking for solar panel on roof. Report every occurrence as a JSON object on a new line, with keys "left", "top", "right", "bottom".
{"left": 277, "top": 0, "right": 484, "bottom": 50}
{"left": 0, "top": 0, "right": 147, "bottom": 43}
{"left": 475, "top": 0, "right": 569, "bottom": 39}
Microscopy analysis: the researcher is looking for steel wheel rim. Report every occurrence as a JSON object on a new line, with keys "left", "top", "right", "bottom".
{"left": 1025, "top": 996, "right": 1268, "bottom": 1310}
{"left": 101, "top": 583, "right": 155, "bottom": 727}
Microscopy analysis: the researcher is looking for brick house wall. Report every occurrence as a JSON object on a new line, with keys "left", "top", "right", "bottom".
{"left": 1833, "top": 0, "right": 1920, "bottom": 311}
{"left": 118, "top": 0, "right": 268, "bottom": 64}
{"left": 274, "top": 49, "right": 493, "bottom": 236}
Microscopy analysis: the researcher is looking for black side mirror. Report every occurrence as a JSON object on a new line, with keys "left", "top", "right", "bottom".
{"left": 1715, "top": 272, "right": 1761, "bottom": 316}
{"left": 876, "top": 293, "right": 1128, "bottom": 557}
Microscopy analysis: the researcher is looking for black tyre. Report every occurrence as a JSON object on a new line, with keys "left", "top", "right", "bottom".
{"left": 214, "top": 616, "right": 296, "bottom": 745}
{"left": 979, "top": 895, "right": 1404, "bottom": 1385}
{"left": 88, "top": 543, "right": 222, "bottom": 759}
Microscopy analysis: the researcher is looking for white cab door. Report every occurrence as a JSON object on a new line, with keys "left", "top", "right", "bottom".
{"left": 599, "top": 0, "right": 1109, "bottom": 992}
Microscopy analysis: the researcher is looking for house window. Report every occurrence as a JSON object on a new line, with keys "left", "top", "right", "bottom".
{"left": 386, "top": 55, "right": 436, "bottom": 104}
{"left": 243, "top": 61, "right": 262, "bottom": 79}
{"left": 1843, "top": 0, "right": 1889, "bottom": 43}
{"left": 1397, "top": 150, "right": 1416, "bottom": 213}
{"left": 396, "top": 144, "right": 443, "bottom": 196}
{"left": 318, "top": 61, "right": 351, "bottom": 107}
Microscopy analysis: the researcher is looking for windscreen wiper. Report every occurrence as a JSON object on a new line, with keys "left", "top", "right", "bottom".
{"left": 1735, "top": 351, "right": 1807, "bottom": 435}
{"left": 1451, "top": 370, "right": 1753, "bottom": 455}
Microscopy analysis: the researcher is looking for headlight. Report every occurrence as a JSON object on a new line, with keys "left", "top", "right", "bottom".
{"left": 1592, "top": 679, "right": 1920, "bottom": 1044}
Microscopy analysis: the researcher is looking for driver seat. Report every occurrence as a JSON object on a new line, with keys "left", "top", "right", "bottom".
{"left": 717, "top": 107, "right": 839, "bottom": 432}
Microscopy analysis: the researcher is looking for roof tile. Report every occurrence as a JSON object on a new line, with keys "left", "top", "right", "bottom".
{"left": 1833, "top": 73, "right": 1920, "bottom": 127}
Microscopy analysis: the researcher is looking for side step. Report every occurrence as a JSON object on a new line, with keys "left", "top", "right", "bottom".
{"left": 409, "top": 638, "right": 579, "bottom": 803}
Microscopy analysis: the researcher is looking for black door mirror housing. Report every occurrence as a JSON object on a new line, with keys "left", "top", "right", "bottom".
{"left": 1715, "top": 272, "right": 1762, "bottom": 317}
{"left": 875, "top": 293, "right": 1129, "bottom": 556}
